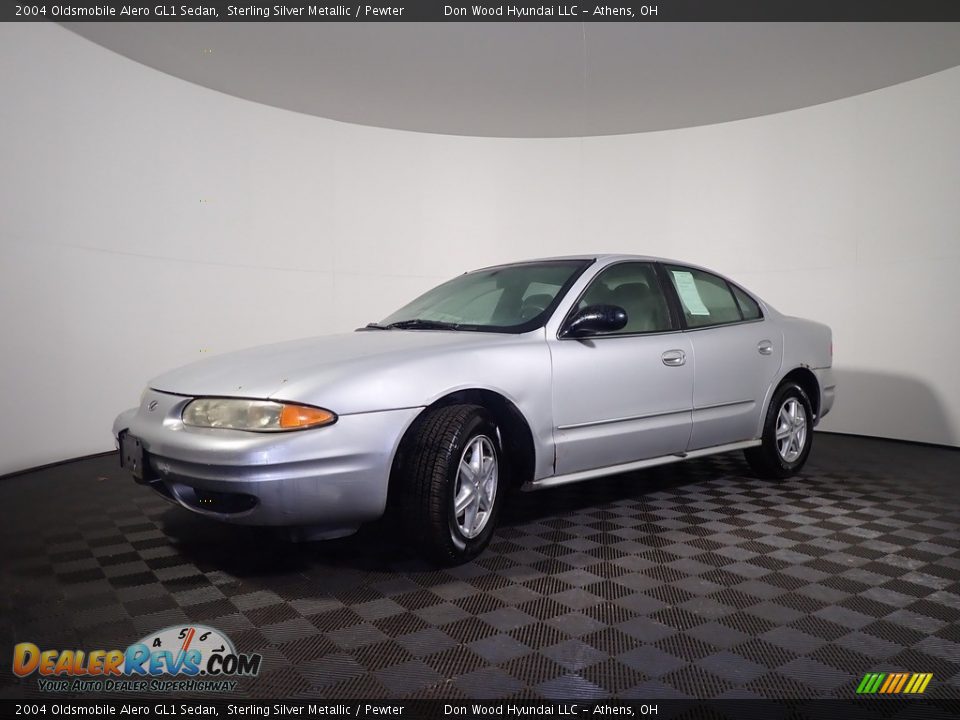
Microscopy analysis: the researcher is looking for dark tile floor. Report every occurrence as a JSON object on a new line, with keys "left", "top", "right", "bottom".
{"left": 2, "top": 433, "right": 958, "bottom": 699}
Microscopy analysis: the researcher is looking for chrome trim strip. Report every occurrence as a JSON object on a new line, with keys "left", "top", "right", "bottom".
{"left": 556, "top": 407, "right": 691, "bottom": 431}
{"left": 557, "top": 399, "right": 754, "bottom": 431}
{"left": 525, "top": 439, "right": 761, "bottom": 490}
{"left": 693, "top": 399, "right": 755, "bottom": 412}
{"left": 678, "top": 318, "right": 766, "bottom": 333}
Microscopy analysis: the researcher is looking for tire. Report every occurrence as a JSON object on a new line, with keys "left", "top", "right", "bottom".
{"left": 397, "top": 404, "right": 505, "bottom": 564}
{"left": 744, "top": 382, "right": 814, "bottom": 479}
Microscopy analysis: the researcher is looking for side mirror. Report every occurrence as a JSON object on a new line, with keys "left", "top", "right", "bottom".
{"left": 561, "top": 304, "right": 628, "bottom": 338}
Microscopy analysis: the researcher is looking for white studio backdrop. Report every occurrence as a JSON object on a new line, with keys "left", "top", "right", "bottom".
{"left": 1, "top": 23, "right": 958, "bottom": 475}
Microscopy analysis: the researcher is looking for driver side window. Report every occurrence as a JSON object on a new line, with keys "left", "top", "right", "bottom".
{"left": 576, "top": 262, "right": 673, "bottom": 335}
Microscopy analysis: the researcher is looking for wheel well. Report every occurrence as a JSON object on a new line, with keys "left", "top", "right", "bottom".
{"left": 390, "top": 389, "right": 537, "bottom": 491}
{"left": 779, "top": 367, "right": 821, "bottom": 421}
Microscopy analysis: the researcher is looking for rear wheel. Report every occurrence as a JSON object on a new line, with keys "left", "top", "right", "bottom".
{"left": 745, "top": 383, "right": 814, "bottom": 479}
{"left": 397, "top": 404, "right": 504, "bottom": 564}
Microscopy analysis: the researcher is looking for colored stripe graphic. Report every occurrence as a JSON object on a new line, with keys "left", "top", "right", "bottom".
{"left": 879, "top": 674, "right": 895, "bottom": 693}
{"left": 880, "top": 674, "right": 894, "bottom": 693}
{"left": 893, "top": 673, "right": 909, "bottom": 693}
{"left": 857, "top": 672, "right": 932, "bottom": 695}
{"left": 904, "top": 674, "right": 920, "bottom": 693}
{"left": 868, "top": 673, "right": 886, "bottom": 693}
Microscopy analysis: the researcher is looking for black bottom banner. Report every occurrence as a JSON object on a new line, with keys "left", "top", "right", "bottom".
{"left": 3, "top": 699, "right": 960, "bottom": 720}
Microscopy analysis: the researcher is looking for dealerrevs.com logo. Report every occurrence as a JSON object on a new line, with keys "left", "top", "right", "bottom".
{"left": 13, "top": 625, "right": 262, "bottom": 693}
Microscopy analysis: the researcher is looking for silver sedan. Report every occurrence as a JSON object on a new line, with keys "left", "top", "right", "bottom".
{"left": 114, "top": 255, "right": 835, "bottom": 563}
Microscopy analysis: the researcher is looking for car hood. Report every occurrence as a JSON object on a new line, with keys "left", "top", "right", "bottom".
{"left": 148, "top": 330, "right": 519, "bottom": 405}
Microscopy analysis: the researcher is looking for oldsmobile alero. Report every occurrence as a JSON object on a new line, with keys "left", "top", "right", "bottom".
{"left": 114, "top": 255, "right": 836, "bottom": 563}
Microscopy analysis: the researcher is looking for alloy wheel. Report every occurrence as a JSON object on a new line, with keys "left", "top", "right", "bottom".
{"left": 776, "top": 398, "right": 807, "bottom": 463}
{"left": 453, "top": 435, "right": 498, "bottom": 538}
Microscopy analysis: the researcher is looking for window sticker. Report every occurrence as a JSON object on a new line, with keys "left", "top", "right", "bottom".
{"left": 671, "top": 270, "right": 711, "bottom": 316}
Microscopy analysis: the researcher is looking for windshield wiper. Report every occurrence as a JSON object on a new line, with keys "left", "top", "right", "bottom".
{"left": 362, "top": 322, "right": 392, "bottom": 330}
{"left": 385, "top": 319, "right": 461, "bottom": 331}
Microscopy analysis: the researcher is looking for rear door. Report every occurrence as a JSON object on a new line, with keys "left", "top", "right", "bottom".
{"left": 661, "top": 264, "right": 782, "bottom": 449}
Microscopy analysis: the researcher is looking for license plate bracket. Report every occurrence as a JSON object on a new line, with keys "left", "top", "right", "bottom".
{"left": 119, "top": 432, "right": 151, "bottom": 482}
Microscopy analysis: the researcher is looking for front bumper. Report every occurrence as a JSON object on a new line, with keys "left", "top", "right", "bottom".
{"left": 113, "top": 389, "right": 421, "bottom": 533}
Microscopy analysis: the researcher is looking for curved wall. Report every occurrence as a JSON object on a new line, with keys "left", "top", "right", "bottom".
{"left": 1, "top": 23, "right": 958, "bottom": 475}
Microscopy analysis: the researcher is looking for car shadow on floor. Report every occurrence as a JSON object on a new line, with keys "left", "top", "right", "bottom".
{"left": 155, "top": 450, "right": 759, "bottom": 578}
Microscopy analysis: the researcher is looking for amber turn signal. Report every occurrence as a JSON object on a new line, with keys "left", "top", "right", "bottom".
{"left": 279, "top": 404, "right": 336, "bottom": 429}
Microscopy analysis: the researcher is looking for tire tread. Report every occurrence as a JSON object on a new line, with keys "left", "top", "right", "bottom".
{"left": 745, "top": 382, "right": 813, "bottom": 480}
{"left": 399, "top": 404, "right": 489, "bottom": 564}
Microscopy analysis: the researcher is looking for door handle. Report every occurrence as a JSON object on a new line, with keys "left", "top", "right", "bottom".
{"left": 757, "top": 340, "right": 774, "bottom": 356}
{"left": 661, "top": 349, "right": 686, "bottom": 367}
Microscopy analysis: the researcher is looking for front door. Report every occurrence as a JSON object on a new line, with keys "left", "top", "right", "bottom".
{"left": 549, "top": 262, "right": 694, "bottom": 476}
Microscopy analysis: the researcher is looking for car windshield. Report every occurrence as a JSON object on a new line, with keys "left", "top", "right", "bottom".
{"left": 377, "top": 259, "right": 592, "bottom": 333}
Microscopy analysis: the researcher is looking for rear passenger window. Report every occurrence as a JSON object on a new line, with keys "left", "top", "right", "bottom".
{"left": 665, "top": 265, "right": 743, "bottom": 328}
{"left": 731, "top": 285, "right": 762, "bottom": 321}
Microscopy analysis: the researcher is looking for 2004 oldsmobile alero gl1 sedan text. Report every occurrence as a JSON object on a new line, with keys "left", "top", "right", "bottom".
{"left": 114, "top": 255, "right": 836, "bottom": 563}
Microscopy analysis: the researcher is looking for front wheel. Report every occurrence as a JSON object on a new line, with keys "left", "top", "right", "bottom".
{"left": 397, "top": 404, "right": 504, "bottom": 564}
{"left": 745, "top": 383, "right": 814, "bottom": 479}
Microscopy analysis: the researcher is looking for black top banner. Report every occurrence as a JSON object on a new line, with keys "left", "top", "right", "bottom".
{"left": 4, "top": 0, "right": 960, "bottom": 22}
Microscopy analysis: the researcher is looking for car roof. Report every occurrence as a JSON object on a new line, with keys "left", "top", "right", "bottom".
{"left": 482, "top": 253, "right": 695, "bottom": 267}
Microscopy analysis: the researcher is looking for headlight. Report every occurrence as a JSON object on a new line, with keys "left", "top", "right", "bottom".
{"left": 182, "top": 398, "right": 336, "bottom": 432}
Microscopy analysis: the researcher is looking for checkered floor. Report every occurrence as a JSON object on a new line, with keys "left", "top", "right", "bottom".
{"left": 2, "top": 433, "right": 959, "bottom": 700}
